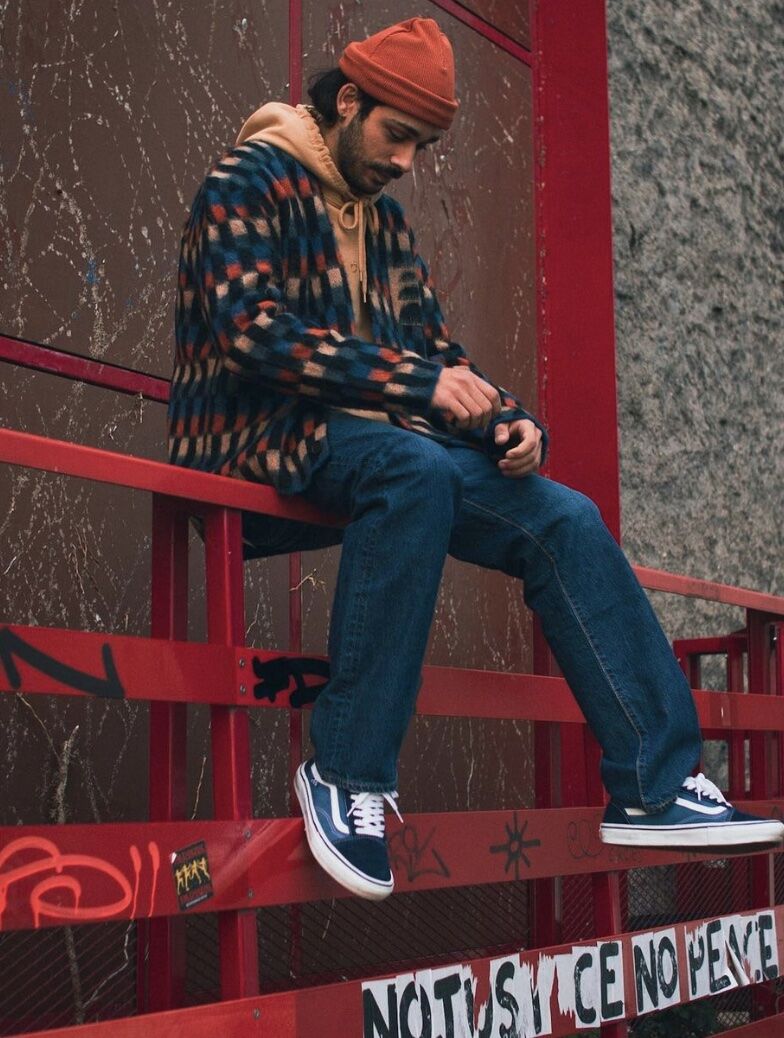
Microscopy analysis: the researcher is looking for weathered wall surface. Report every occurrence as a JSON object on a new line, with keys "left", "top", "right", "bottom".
{"left": 607, "top": 0, "right": 784, "bottom": 656}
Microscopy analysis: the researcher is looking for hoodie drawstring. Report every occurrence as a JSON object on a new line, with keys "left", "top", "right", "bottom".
{"left": 338, "top": 199, "right": 379, "bottom": 302}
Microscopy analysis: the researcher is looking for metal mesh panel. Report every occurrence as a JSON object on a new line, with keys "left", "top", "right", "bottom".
{"left": 627, "top": 990, "right": 751, "bottom": 1036}
{"left": 561, "top": 875, "right": 595, "bottom": 943}
{"left": 0, "top": 922, "right": 136, "bottom": 1034}
{"left": 625, "top": 861, "right": 752, "bottom": 930}
{"left": 184, "top": 913, "right": 220, "bottom": 1006}
{"left": 623, "top": 859, "right": 765, "bottom": 1034}
{"left": 184, "top": 884, "right": 530, "bottom": 1002}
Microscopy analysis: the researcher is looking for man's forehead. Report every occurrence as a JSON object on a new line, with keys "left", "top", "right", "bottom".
{"left": 375, "top": 105, "right": 442, "bottom": 143}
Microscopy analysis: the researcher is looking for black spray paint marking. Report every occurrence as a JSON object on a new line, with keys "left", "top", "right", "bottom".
{"left": 388, "top": 824, "right": 450, "bottom": 883}
{"left": 252, "top": 655, "right": 329, "bottom": 707}
{"left": 490, "top": 811, "right": 541, "bottom": 880}
{"left": 0, "top": 627, "right": 125, "bottom": 699}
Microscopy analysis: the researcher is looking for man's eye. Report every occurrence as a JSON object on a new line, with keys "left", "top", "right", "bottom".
{"left": 416, "top": 142, "right": 429, "bottom": 152}
{"left": 388, "top": 130, "right": 406, "bottom": 142}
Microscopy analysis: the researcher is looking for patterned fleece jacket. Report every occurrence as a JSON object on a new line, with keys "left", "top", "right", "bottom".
{"left": 168, "top": 105, "right": 548, "bottom": 494}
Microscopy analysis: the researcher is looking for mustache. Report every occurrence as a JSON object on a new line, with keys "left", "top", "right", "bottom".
{"left": 370, "top": 164, "right": 403, "bottom": 181}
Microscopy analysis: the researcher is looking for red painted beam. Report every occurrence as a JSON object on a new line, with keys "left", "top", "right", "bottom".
{"left": 635, "top": 565, "right": 784, "bottom": 616}
{"left": 0, "top": 427, "right": 342, "bottom": 525}
{"left": 0, "top": 806, "right": 781, "bottom": 931}
{"left": 426, "top": 0, "right": 532, "bottom": 65}
{"left": 533, "top": 0, "right": 620, "bottom": 535}
{"left": 4, "top": 625, "right": 784, "bottom": 728}
{"left": 0, "top": 334, "right": 169, "bottom": 402}
{"left": 12, "top": 908, "right": 784, "bottom": 1038}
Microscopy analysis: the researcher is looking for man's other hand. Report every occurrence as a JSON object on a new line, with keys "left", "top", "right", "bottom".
{"left": 432, "top": 367, "right": 502, "bottom": 430}
{"left": 494, "top": 419, "right": 543, "bottom": 477}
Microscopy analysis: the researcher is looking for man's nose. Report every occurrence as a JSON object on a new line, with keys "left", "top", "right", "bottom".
{"left": 390, "top": 143, "right": 417, "bottom": 174}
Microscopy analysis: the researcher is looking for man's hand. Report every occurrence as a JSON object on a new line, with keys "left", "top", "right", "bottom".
{"left": 431, "top": 367, "right": 502, "bottom": 430}
{"left": 494, "top": 418, "right": 543, "bottom": 477}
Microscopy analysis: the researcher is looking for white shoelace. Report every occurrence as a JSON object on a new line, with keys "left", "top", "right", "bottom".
{"left": 682, "top": 772, "right": 730, "bottom": 806}
{"left": 347, "top": 791, "right": 403, "bottom": 837}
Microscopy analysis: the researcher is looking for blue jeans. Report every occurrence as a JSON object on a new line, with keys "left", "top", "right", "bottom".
{"left": 242, "top": 410, "right": 700, "bottom": 810}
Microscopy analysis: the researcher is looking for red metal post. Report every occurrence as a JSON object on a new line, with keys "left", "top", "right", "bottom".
{"left": 532, "top": 2, "right": 626, "bottom": 1032}
{"left": 204, "top": 506, "right": 259, "bottom": 1000}
{"left": 748, "top": 610, "right": 777, "bottom": 1020}
{"left": 287, "top": 0, "right": 306, "bottom": 988}
{"left": 142, "top": 495, "right": 190, "bottom": 1011}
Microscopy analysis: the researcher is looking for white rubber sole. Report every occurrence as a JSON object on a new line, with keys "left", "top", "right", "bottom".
{"left": 294, "top": 764, "right": 394, "bottom": 901}
{"left": 600, "top": 819, "right": 784, "bottom": 848}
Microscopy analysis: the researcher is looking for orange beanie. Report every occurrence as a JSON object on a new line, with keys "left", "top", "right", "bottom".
{"left": 339, "top": 17, "right": 459, "bottom": 130}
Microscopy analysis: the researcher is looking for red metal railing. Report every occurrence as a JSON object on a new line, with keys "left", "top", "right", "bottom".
{"left": 2, "top": 336, "right": 784, "bottom": 1035}
{"left": 1, "top": 3, "right": 781, "bottom": 1036}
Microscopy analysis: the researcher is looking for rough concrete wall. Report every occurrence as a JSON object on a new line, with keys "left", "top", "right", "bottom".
{"left": 607, "top": 0, "right": 784, "bottom": 658}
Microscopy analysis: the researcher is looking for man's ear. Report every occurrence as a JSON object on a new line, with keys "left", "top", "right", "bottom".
{"left": 336, "top": 82, "right": 361, "bottom": 122}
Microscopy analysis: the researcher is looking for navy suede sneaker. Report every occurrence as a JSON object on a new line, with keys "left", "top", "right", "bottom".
{"left": 294, "top": 759, "right": 400, "bottom": 900}
{"left": 600, "top": 773, "right": 784, "bottom": 849}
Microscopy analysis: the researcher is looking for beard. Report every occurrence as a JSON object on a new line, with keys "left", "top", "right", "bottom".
{"left": 335, "top": 116, "right": 399, "bottom": 196}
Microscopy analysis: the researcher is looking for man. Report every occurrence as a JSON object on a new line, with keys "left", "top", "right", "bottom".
{"left": 169, "top": 18, "right": 782, "bottom": 901}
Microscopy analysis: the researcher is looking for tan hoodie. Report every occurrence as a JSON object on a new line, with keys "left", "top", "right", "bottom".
{"left": 235, "top": 103, "right": 384, "bottom": 338}
{"left": 236, "top": 102, "right": 388, "bottom": 423}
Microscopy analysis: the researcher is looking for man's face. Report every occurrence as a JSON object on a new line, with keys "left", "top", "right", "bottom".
{"left": 336, "top": 103, "right": 441, "bottom": 196}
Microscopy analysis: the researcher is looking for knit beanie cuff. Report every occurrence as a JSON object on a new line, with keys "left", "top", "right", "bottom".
{"left": 339, "top": 45, "right": 458, "bottom": 129}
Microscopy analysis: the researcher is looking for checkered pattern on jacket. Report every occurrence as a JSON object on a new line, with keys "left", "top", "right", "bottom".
{"left": 168, "top": 139, "right": 546, "bottom": 493}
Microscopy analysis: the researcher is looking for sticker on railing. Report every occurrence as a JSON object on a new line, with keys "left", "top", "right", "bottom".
{"left": 361, "top": 909, "right": 779, "bottom": 1037}
{"left": 171, "top": 840, "right": 213, "bottom": 911}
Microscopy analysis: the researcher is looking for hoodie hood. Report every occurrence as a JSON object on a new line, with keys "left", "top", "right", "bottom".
{"left": 236, "top": 102, "right": 381, "bottom": 306}
{"left": 236, "top": 102, "right": 368, "bottom": 204}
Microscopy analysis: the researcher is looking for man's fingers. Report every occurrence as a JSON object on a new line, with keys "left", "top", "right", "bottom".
{"left": 475, "top": 379, "right": 503, "bottom": 417}
{"left": 498, "top": 438, "right": 543, "bottom": 477}
{"left": 432, "top": 368, "right": 502, "bottom": 429}
{"left": 504, "top": 422, "right": 541, "bottom": 458}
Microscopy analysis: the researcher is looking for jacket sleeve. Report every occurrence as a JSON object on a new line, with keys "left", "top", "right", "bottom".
{"left": 412, "top": 233, "right": 549, "bottom": 461}
{"left": 191, "top": 165, "right": 441, "bottom": 416}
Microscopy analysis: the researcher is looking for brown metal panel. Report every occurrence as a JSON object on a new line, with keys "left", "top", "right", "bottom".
{"left": 0, "top": 3, "right": 291, "bottom": 832}
{"left": 456, "top": 0, "right": 531, "bottom": 49}
{"left": 300, "top": 2, "right": 537, "bottom": 811}
{"left": 0, "top": 1, "right": 288, "bottom": 372}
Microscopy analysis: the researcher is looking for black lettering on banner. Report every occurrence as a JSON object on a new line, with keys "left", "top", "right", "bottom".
{"left": 574, "top": 952, "right": 598, "bottom": 1026}
{"left": 400, "top": 980, "right": 432, "bottom": 1038}
{"left": 495, "top": 960, "right": 520, "bottom": 1038}
{"left": 657, "top": 935, "right": 679, "bottom": 999}
{"left": 727, "top": 923, "right": 744, "bottom": 976}
{"left": 600, "top": 942, "right": 623, "bottom": 1020}
{"left": 634, "top": 941, "right": 659, "bottom": 1011}
{"left": 363, "top": 984, "right": 398, "bottom": 1038}
{"left": 706, "top": 919, "right": 731, "bottom": 993}
{"left": 433, "top": 973, "right": 461, "bottom": 1038}
{"left": 759, "top": 913, "right": 778, "bottom": 981}
{"left": 688, "top": 933, "right": 706, "bottom": 998}
{"left": 463, "top": 976, "right": 475, "bottom": 1036}
{"left": 476, "top": 986, "right": 493, "bottom": 1038}
{"left": 529, "top": 978, "right": 544, "bottom": 1034}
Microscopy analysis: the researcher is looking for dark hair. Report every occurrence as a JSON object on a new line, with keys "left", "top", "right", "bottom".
{"left": 307, "top": 67, "right": 380, "bottom": 128}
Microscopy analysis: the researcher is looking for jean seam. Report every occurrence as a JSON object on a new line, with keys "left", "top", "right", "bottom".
{"left": 318, "top": 449, "right": 390, "bottom": 778}
{"left": 462, "top": 495, "right": 649, "bottom": 808}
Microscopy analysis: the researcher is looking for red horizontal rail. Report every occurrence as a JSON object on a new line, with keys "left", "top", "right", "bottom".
{"left": 0, "top": 428, "right": 341, "bottom": 525}
{"left": 1, "top": 806, "right": 780, "bottom": 930}
{"left": 13, "top": 907, "right": 784, "bottom": 1038}
{"left": 0, "top": 334, "right": 169, "bottom": 402}
{"left": 2, "top": 624, "right": 784, "bottom": 730}
{"left": 727, "top": 1016, "right": 784, "bottom": 1036}
{"left": 427, "top": 0, "right": 532, "bottom": 64}
{"left": 3, "top": 410, "right": 784, "bottom": 618}
{"left": 634, "top": 564, "right": 784, "bottom": 616}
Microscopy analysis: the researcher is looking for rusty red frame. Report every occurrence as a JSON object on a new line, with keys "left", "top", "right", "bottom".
{"left": 1, "top": 1, "right": 783, "bottom": 1035}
